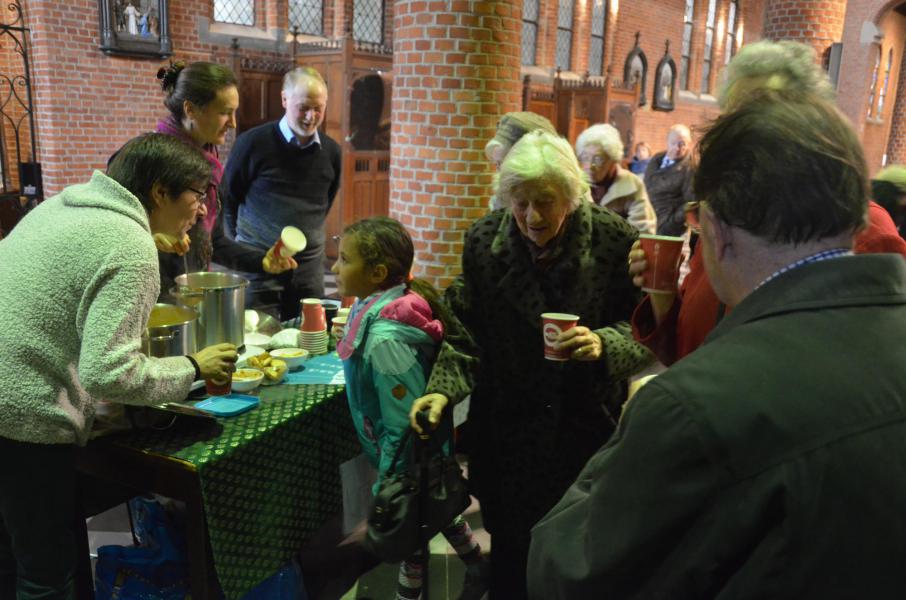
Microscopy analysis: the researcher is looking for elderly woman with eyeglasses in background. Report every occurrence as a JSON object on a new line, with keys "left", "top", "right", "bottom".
{"left": 628, "top": 40, "right": 906, "bottom": 366}
{"left": 575, "top": 123, "right": 656, "bottom": 234}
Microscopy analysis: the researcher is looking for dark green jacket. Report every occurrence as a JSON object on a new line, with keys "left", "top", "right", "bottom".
{"left": 528, "top": 254, "right": 906, "bottom": 599}
{"left": 427, "top": 202, "right": 653, "bottom": 541}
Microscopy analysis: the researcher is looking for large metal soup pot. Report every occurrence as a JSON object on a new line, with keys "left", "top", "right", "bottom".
{"left": 142, "top": 303, "right": 197, "bottom": 358}
{"left": 172, "top": 272, "right": 248, "bottom": 349}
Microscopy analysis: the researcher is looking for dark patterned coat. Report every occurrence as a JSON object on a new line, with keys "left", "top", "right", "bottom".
{"left": 644, "top": 151, "right": 696, "bottom": 236}
{"left": 426, "top": 201, "right": 654, "bottom": 548}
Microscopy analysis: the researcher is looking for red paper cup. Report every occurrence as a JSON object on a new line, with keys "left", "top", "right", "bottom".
{"left": 273, "top": 226, "right": 307, "bottom": 259}
{"left": 341, "top": 296, "right": 356, "bottom": 308}
{"left": 300, "top": 298, "right": 327, "bottom": 332}
{"left": 638, "top": 234, "right": 685, "bottom": 294}
{"left": 541, "top": 313, "right": 580, "bottom": 361}
{"left": 205, "top": 377, "right": 231, "bottom": 396}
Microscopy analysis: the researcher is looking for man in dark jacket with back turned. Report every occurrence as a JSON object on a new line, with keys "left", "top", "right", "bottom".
{"left": 223, "top": 66, "right": 341, "bottom": 320}
{"left": 644, "top": 124, "right": 695, "bottom": 236}
{"left": 528, "top": 96, "right": 906, "bottom": 598}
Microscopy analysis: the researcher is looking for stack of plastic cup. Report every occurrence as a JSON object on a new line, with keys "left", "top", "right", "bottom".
{"left": 299, "top": 298, "right": 329, "bottom": 355}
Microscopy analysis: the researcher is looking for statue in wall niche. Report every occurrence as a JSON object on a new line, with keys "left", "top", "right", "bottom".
{"left": 124, "top": 1, "right": 140, "bottom": 36}
{"left": 114, "top": 0, "right": 126, "bottom": 32}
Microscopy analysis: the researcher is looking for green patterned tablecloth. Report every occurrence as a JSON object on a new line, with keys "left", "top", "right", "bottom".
{"left": 101, "top": 383, "right": 360, "bottom": 599}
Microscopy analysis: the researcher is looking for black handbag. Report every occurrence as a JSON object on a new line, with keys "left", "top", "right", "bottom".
{"left": 364, "top": 415, "right": 470, "bottom": 564}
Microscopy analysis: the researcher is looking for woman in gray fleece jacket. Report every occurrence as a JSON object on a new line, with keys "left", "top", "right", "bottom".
{"left": 0, "top": 133, "right": 238, "bottom": 599}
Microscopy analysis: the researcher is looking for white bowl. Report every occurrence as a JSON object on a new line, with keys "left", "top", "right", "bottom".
{"left": 269, "top": 347, "right": 310, "bottom": 370}
{"left": 231, "top": 368, "right": 264, "bottom": 392}
{"left": 244, "top": 332, "right": 272, "bottom": 347}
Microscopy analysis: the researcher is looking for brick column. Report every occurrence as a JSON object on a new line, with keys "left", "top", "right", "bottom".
{"left": 763, "top": 0, "right": 847, "bottom": 57}
{"left": 391, "top": 0, "right": 522, "bottom": 288}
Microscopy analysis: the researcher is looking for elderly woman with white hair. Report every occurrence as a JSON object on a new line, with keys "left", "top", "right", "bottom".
{"left": 575, "top": 123, "right": 656, "bottom": 234}
{"left": 409, "top": 130, "right": 653, "bottom": 600}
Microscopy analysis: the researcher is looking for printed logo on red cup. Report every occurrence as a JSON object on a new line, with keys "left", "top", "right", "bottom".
{"left": 638, "top": 234, "right": 685, "bottom": 294}
{"left": 273, "top": 226, "right": 307, "bottom": 259}
{"left": 541, "top": 312, "right": 580, "bottom": 361}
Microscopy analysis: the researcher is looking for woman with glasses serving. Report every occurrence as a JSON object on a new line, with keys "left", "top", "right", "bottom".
{"left": 151, "top": 61, "right": 296, "bottom": 298}
{"left": 628, "top": 40, "right": 906, "bottom": 366}
{"left": 574, "top": 123, "right": 656, "bottom": 234}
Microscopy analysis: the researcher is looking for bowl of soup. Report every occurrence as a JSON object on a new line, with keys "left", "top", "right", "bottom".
{"left": 269, "top": 347, "right": 310, "bottom": 370}
{"left": 231, "top": 368, "right": 265, "bottom": 392}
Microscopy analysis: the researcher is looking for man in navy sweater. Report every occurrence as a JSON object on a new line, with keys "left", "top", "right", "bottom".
{"left": 223, "top": 66, "right": 341, "bottom": 320}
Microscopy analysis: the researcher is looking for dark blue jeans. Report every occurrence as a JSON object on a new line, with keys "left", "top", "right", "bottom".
{"left": 0, "top": 437, "right": 77, "bottom": 600}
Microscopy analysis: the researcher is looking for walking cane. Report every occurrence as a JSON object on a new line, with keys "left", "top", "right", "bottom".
{"left": 416, "top": 410, "right": 433, "bottom": 600}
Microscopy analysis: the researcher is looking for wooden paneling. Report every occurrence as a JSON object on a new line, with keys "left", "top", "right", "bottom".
{"left": 523, "top": 75, "right": 641, "bottom": 153}
{"left": 237, "top": 40, "right": 393, "bottom": 260}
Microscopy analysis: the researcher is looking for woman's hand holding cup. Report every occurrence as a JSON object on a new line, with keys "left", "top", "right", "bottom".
{"left": 555, "top": 326, "right": 604, "bottom": 361}
{"left": 410, "top": 393, "right": 449, "bottom": 433}
{"left": 191, "top": 343, "right": 238, "bottom": 382}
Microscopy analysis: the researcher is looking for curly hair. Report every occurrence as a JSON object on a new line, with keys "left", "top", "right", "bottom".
{"left": 575, "top": 123, "right": 624, "bottom": 162}
{"left": 158, "top": 61, "right": 237, "bottom": 121}
{"left": 718, "top": 40, "right": 835, "bottom": 111}
{"left": 342, "top": 216, "right": 452, "bottom": 328}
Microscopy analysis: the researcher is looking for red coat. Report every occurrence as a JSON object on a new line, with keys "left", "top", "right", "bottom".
{"left": 632, "top": 200, "right": 906, "bottom": 365}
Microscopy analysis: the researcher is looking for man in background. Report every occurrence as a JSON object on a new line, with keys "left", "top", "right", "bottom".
{"left": 223, "top": 66, "right": 341, "bottom": 320}
{"left": 644, "top": 124, "right": 695, "bottom": 236}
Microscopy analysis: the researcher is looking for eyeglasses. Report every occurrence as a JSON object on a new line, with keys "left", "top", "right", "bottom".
{"left": 578, "top": 154, "right": 608, "bottom": 168}
{"left": 187, "top": 186, "right": 207, "bottom": 203}
{"left": 684, "top": 201, "right": 702, "bottom": 233}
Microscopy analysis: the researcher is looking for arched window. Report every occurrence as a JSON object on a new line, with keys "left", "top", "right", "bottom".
{"left": 654, "top": 42, "right": 677, "bottom": 111}
{"left": 680, "top": 0, "right": 695, "bottom": 90}
{"left": 724, "top": 0, "right": 738, "bottom": 64}
{"left": 868, "top": 46, "right": 881, "bottom": 118}
{"left": 289, "top": 0, "right": 323, "bottom": 36}
{"left": 589, "top": 0, "right": 606, "bottom": 76}
{"left": 878, "top": 47, "right": 894, "bottom": 117}
{"left": 556, "top": 0, "right": 575, "bottom": 71}
{"left": 624, "top": 33, "right": 648, "bottom": 106}
{"left": 700, "top": 0, "right": 717, "bottom": 92}
{"left": 213, "top": 0, "right": 253, "bottom": 25}
{"left": 522, "top": 0, "right": 540, "bottom": 66}
{"left": 353, "top": 0, "right": 384, "bottom": 44}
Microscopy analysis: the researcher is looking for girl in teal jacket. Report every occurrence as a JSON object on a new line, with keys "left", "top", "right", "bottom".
{"left": 333, "top": 217, "right": 488, "bottom": 600}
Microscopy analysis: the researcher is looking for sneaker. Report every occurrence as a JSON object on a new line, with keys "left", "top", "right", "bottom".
{"left": 457, "top": 559, "right": 490, "bottom": 600}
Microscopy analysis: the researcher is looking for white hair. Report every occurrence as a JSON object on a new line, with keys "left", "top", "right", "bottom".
{"left": 575, "top": 123, "right": 624, "bottom": 162}
{"left": 497, "top": 130, "right": 588, "bottom": 211}
{"left": 668, "top": 124, "right": 692, "bottom": 142}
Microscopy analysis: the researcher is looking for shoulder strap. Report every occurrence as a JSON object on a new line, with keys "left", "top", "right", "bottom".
{"left": 387, "top": 428, "right": 413, "bottom": 475}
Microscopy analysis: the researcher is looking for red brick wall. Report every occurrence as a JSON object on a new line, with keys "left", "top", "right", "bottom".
{"left": 390, "top": 0, "right": 522, "bottom": 287}
{"left": 763, "top": 0, "right": 847, "bottom": 55}
{"left": 529, "top": 0, "right": 767, "bottom": 159}
{"left": 836, "top": 0, "right": 906, "bottom": 173}
{"left": 19, "top": 0, "right": 337, "bottom": 198}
